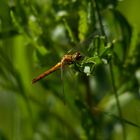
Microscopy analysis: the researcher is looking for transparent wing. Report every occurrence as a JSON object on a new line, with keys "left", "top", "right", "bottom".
{"left": 67, "top": 30, "right": 102, "bottom": 56}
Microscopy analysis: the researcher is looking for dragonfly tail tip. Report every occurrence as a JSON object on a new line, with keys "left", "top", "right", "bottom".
{"left": 32, "top": 79, "right": 36, "bottom": 84}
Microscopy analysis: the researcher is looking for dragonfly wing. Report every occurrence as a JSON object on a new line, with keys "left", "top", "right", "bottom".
{"left": 60, "top": 61, "right": 66, "bottom": 104}
{"left": 67, "top": 31, "right": 101, "bottom": 55}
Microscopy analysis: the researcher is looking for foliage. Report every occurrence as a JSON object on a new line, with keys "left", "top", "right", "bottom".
{"left": 0, "top": 0, "right": 140, "bottom": 140}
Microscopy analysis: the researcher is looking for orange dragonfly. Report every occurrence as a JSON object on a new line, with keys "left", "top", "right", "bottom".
{"left": 32, "top": 52, "right": 82, "bottom": 84}
{"left": 32, "top": 31, "right": 100, "bottom": 84}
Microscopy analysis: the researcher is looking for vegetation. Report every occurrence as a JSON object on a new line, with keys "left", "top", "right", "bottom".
{"left": 0, "top": 0, "right": 140, "bottom": 140}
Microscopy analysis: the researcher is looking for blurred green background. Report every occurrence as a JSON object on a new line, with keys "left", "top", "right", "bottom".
{"left": 118, "top": 0, "right": 140, "bottom": 30}
{"left": 0, "top": 0, "right": 140, "bottom": 140}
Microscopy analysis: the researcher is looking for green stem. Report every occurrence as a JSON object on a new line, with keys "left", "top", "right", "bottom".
{"left": 92, "top": 0, "right": 107, "bottom": 41}
{"left": 109, "top": 61, "right": 126, "bottom": 140}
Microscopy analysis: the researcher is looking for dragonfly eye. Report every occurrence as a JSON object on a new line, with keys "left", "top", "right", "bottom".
{"left": 75, "top": 52, "right": 82, "bottom": 60}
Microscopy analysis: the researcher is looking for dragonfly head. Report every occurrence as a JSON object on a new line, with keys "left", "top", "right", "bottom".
{"left": 73, "top": 52, "right": 83, "bottom": 61}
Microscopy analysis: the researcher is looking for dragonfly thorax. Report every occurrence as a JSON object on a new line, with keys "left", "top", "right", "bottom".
{"left": 72, "top": 52, "right": 82, "bottom": 61}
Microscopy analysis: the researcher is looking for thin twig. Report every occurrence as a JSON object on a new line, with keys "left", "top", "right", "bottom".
{"left": 109, "top": 61, "right": 126, "bottom": 140}
{"left": 92, "top": 0, "right": 107, "bottom": 42}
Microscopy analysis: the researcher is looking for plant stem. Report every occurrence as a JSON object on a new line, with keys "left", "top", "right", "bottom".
{"left": 92, "top": 0, "right": 107, "bottom": 41}
{"left": 109, "top": 61, "right": 126, "bottom": 140}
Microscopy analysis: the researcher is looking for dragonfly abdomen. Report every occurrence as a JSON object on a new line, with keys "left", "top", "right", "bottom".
{"left": 32, "top": 62, "right": 61, "bottom": 84}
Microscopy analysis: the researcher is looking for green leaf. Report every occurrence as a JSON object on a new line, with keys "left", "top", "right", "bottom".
{"left": 78, "top": 8, "right": 88, "bottom": 41}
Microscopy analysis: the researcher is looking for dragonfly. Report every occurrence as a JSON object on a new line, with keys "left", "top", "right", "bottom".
{"left": 32, "top": 31, "right": 100, "bottom": 84}
{"left": 32, "top": 52, "right": 82, "bottom": 84}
